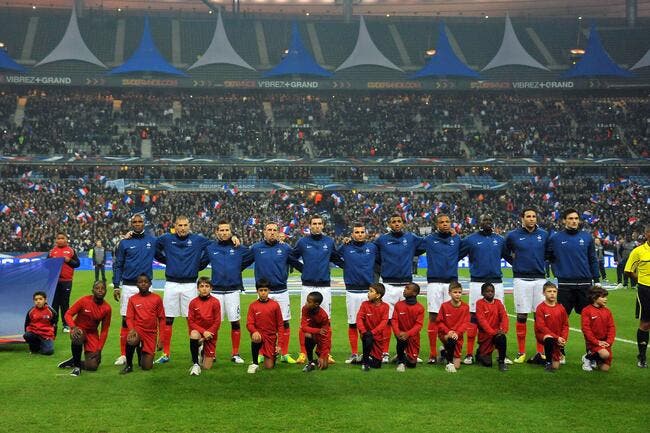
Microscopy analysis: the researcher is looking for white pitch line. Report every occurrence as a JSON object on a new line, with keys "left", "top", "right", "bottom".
{"left": 508, "top": 313, "right": 636, "bottom": 345}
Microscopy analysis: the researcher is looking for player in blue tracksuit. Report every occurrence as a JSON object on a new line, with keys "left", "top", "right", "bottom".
{"left": 458, "top": 213, "right": 510, "bottom": 365}
{"left": 251, "top": 222, "right": 303, "bottom": 362}
{"left": 337, "top": 222, "right": 379, "bottom": 363}
{"left": 546, "top": 208, "right": 600, "bottom": 316}
{"left": 504, "top": 207, "right": 549, "bottom": 364}
{"left": 374, "top": 213, "right": 424, "bottom": 362}
{"left": 417, "top": 213, "right": 460, "bottom": 363}
{"left": 112, "top": 213, "right": 159, "bottom": 366}
{"left": 293, "top": 216, "right": 344, "bottom": 362}
{"left": 155, "top": 215, "right": 211, "bottom": 363}
{"left": 205, "top": 220, "right": 255, "bottom": 364}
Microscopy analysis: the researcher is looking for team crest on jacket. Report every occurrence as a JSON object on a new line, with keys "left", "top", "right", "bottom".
{"left": 145, "top": 242, "right": 151, "bottom": 248}
{"left": 365, "top": 248, "right": 370, "bottom": 253}
{"left": 187, "top": 239, "right": 192, "bottom": 246}
{"left": 276, "top": 249, "right": 283, "bottom": 255}
{"left": 579, "top": 239, "right": 585, "bottom": 246}
{"left": 229, "top": 249, "right": 235, "bottom": 255}
{"left": 323, "top": 245, "right": 328, "bottom": 250}
{"left": 492, "top": 239, "right": 498, "bottom": 245}
{"left": 402, "top": 239, "right": 408, "bottom": 246}
{"left": 537, "top": 235, "right": 542, "bottom": 241}
{"left": 450, "top": 239, "right": 455, "bottom": 245}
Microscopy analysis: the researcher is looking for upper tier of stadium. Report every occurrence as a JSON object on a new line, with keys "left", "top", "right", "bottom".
{"left": 1, "top": 7, "right": 650, "bottom": 83}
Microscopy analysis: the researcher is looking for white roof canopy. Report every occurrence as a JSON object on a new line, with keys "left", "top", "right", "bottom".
{"left": 336, "top": 16, "right": 402, "bottom": 72}
{"left": 482, "top": 14, "right": 549, "bottom": 71}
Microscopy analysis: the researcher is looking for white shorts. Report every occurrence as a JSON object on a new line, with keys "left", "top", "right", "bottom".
{"left": 469, "top": 281, "right": 504, "bottom": 313}
{"left": 426, "top": 282, "right": 451, "bottom": 313}
{"left": 119, "top": 284, "right": 139, "bottom": 316}
{"left": 163, "top": 281, "right": 196, "bottom": 317}
{"left": 346, "top": 292, "right": 368, "bottom": 324}
{"left": 210, "top": 291, "right": 241, "bottom": 322}
{"left": 513, "top": 278, "right": 546, "bottom": 314}
{"left": 301, "top": 286, "right": 331, "bottom": 318}
{"left": 268, "top": 291, "right": 291, "bottom": 321}
{"left": 382, "top": 282, "right": 406, "bottom": 318}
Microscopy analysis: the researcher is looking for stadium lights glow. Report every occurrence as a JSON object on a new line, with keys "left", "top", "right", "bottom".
{"left": 425, "top": 49, "right": 436, "bottom": 56}
{"left": 386, "top": 13, "right": 390, "bottom": 17}
{"left": 0, "top": 42, "right": 4, "bottom": 49}
{"left": 578, "top": 16, "right": 583, "bottom": 20}
{"left": 209, "top": 10, "right": 213, "bottom": 14}
{"left": 32, "top": 5, "right": 36, "bottom": 9}
{"left": 117, "top": 8, "right": 122, "bottom": 12}
{"left": 570, "top": 48, "right": 585, "bottom": 55}
{"left": 305, "top": 12, "right": 310, "bottom": 16}
{"left": 485, "top": 15, "right": 489, "bottom": 19}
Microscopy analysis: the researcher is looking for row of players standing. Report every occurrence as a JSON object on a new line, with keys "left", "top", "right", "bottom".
{"left": 102, "top": 207, "right": 612, "bottom": 370}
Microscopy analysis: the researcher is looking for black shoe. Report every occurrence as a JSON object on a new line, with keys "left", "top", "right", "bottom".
{"left": 58, "top": 357, "right": 74, "bottom": 369}
{"left": 498, "top": 362, "right": 508, "bottom": 372}
{"left": 638, "top": 355, "right": 648, "bottom": 369}
{"left": 302, "top": 362, "right": 316, "bottom": 373}
{"left": 361, "top": 364, "right": 370, "bottom": 372}
{"left": 544, "top": 362, "right": 555, "bottom": 373}
{"left": 120, "top": 365, "right": 133, "bottom": 375}
{"left": 527, "top": 353, "right": 546, "bottom": 365}
{"left": 70, "top": 367, "right": 81, "bottom": 377}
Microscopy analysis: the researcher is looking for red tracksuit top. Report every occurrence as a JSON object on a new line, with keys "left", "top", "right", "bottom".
{"left": 391, "top": 300, "right": 424, "bottom": 338}
{"left": 535, "top": 302, "right": 569, "bottom": 342}
{"left": 436, "top": 300, "right": 470, "bottom": 335}
{"left": 188, "top": 295, "right": 222, "bottom": 335}
{"left": 246, "top": 299, "right": 283, "bottom": 336}
{"left": 48, "top": 245, "right": 79, "bottom": 281}
{"left": 475, "top": 298, "right": 509, "bottom": 337}
{"left": 65, "top": 296, "right": 112, "bottom": 349}
{"left": 24, "top": 304, "right": 57, "bottom": 340}
{"left": 356, "top": 301, "right": 389, "bottom": 336}
{"left": 300, "top": 305, "right": 332, "bottom": 357}
{"left": 126, "top": 292, "right": 166, "bottom": 333}
{"left": 581, "top": 304, "right": 616, "bottom": 346}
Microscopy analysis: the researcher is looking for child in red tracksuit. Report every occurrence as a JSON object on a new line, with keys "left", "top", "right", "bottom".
{"left": 581, "top": 286, "right": 616, "bottom": 372}
{"left": 246, "top": 279, "right": 283, "bottom": 374}
{"left": 436, "top": 281, "right": 471, "bottom": 373}
{"left": 475, "top": 282, "right": 509, "bottom": 371}
{"left": 392, "top": 283, "right": 424, "bottom": 372}
{"left": 300, "top": 291, "right": 332, "bottom": 372}
{"left": 23, "top": 291, "right": 57, "bottom": 355}
{"left": 187, "top": 277, "right": 221, "bottom": 375}
{"left": 357, "top": 283, "right": 389, "bottom": 371}
{"left": 535, "top": 281, "right": 569, "bottom": 372}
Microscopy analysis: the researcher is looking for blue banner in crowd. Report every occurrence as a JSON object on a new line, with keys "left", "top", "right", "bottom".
{"left": 0, "top": 258, "right": 63, "bottom": 343}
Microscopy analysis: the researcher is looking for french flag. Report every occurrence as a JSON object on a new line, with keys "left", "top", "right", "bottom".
{"left": 280, "top": 192, "right": 290, "bottom": 201}
{"left": 197, "top": 209, "right": 210, "bottom": 220}
{"left": 212, "top": 200, "right": 222, "bottom": 209}
{"left": 542, "top": 192, "right": 552, "bottom": 201}
{"left": 14, "top": 224, "right": 22, "bottom": 238}
{"left": 421, "top": 181, "right": 432, "bottom": 190}
{"left": 331, "top": 193, "right": 343, "bottom": 206}
{"left": 372, "top": 203, "right": 382, "bottom": 214}
{"left": 95, "top": 174, "right": 107, "bottom": 182}
{"left": 0, "top": 204, "right": 10, "bottom": 215}
{"left": 77, "top": 187, "right": 89, "bottom": 197}
{"left": 281, "top": 226, "right": 291, "bottom": 235}
{"left": 123, "top": 196, "right": 134, "bottom": 205}
{"left": 421, "top": 211, "right": 431, "bottom": 220}
{"left": 21, "top": 171, "right": 33, "bottom": 179}
{"left": 105, "top": 201, "right": 116, "bottom": 211}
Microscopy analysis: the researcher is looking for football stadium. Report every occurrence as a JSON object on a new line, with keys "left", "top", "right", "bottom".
{"left": 0, "top": 0, "right": 649, "bottom": 431}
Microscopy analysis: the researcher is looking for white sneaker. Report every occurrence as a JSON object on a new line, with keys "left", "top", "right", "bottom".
{"left": 581, "top": 354, "right": 593, "bottom": 372}
{"left": 615, "top": 283, "right": 624, "bottom": 289}
{"left": 381, "top": 353, "right": 390, "bottom": 364}
{"left": 247, "top": 364, "right": 259, "bottom": 374}
{"left": 231, "top": 354, "right": 245, "bottom": 364}
{"left": 416, "top": 357, "right": 423, "bottom": 363}
{"left": 396, "top": 363, "right": 406, "bottom": 372}
{"left": 559, "top": 355, "right": 566, "bottom": 365}
{"left": 114, "top": 355, "right": 126, "bottom": 366}
{"left": 445, "top": 363, "right": 457, "bottom": 373}
{"left": 190, "top": 364, "right": 201, "bottom": 376}
{"left": 345, "top": 354, "right": 359, "bottom": 364}
{"left": 504, "top": 357, "right": 513, "bottom": 365}
{"left": 463, "top": 355, "right": 474, "bottom": 365}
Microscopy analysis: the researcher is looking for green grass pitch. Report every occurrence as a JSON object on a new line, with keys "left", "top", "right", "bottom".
{"left": 1, "top": 269, "right": 648, "bottom": 433}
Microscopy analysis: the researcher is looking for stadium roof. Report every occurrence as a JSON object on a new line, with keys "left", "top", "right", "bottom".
{"left": 10, "top": 0, "right": 650, "bottom": 18}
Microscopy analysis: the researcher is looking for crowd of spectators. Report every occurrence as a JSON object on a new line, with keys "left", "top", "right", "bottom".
{"left": 1, "top": 172, "right": 646, "bottom": 255}
{"left": 0, "top": 90, "right": 647, "bottom": 159}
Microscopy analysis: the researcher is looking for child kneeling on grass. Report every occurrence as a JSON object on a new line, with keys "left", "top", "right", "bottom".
{"left": 300, "top": 291, "right": 332, "bottom": 372}
{"left": 187, "top": 277, "right": 221, "bottom": 376}
{"left": 356, "top": 283, "right": 389, "bottom": 372}
{"left": 391, "top": 283, "right": 424, "bottom": 372}
{"left": 534, "top": 281, "right": 569, "bottom": 373}
{"left": 246, "top": 279, "right": 282, "bottom": 374}
{"left": 580, "top": 286, "right": 616, "bottom": 372}
{"left": 23, "top": 291, "right": 57, "bottom": 356}
{"left": 120, "top": 274, "right": 165, "bottom": 374}
{"left": 436, "top": 281, "right": 470, "bottom": 373}
{"left": 475, "top": 282, "right": 509, "bottom": 371}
